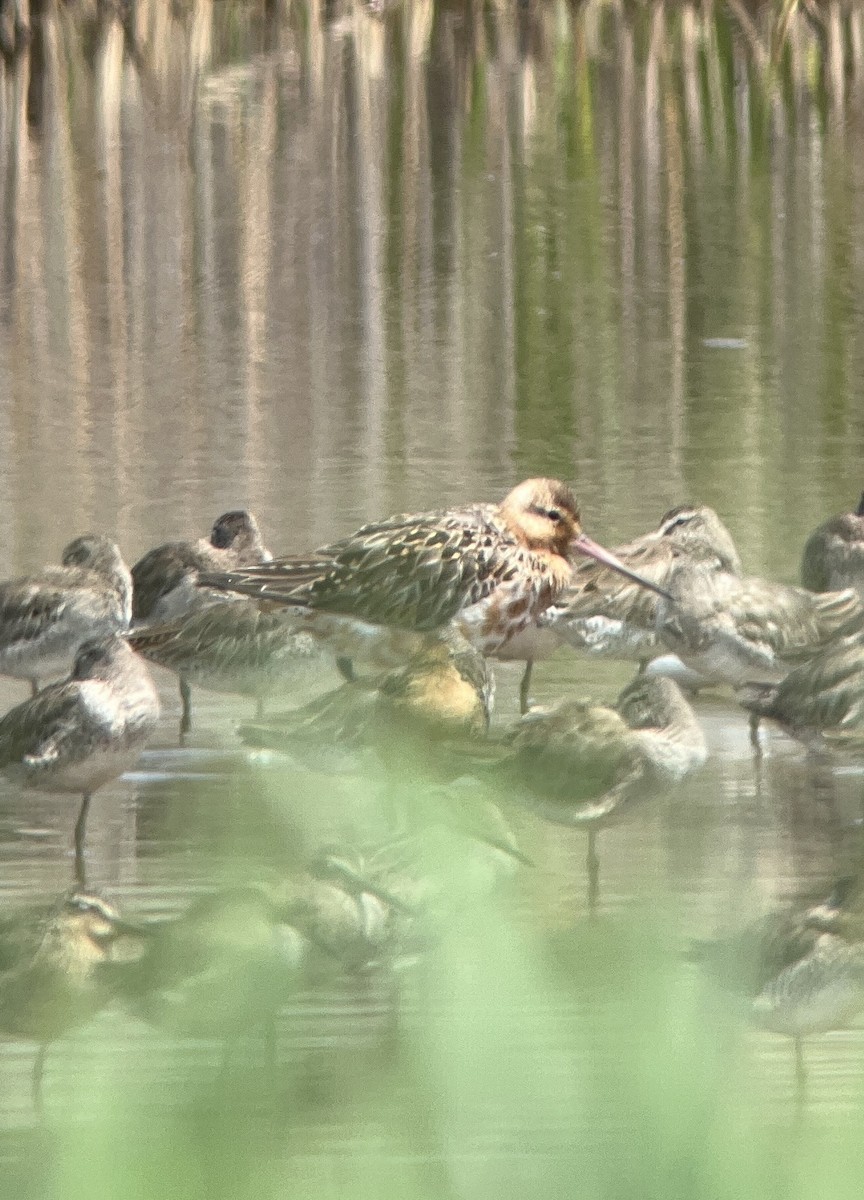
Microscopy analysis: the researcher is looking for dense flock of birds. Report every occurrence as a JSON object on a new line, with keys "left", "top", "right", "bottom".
{"left": 2, "top": 479, "right": 864, "bottom": 1107}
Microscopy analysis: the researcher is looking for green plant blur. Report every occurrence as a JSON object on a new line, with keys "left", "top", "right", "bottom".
{"left": 1, "top": 1, "right": 864, "bottom": 1197}
{"left": 0, "top": 749, "right": 861, "bottom": 1200}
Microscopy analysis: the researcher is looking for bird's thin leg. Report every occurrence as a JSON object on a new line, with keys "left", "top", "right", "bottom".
{"left": 74, "top": 794, "right": 92, "bottom": 886}
{"left": 32, "top": 1042, "right": 48, "bottom": 1114}
{"left": 336, "top": 657, "right": 355, "bottom": 683}
{"left": 749, "top": 711, "right": 763, "bottom": 759}
{"left": 636, "top": 658, "right": 648, "bottom": 677}
{"left": 179, "top": 676, "right": 192, "bottom": 738}
{"left": 29, "top": 678, "right": 39, "bottom": 697}
{"left": 255, "top": 695, "right": 265, "bottom": 719}
{"left": 519, "top": 660, "right": 534, "bottom": 715}
{"left": 586, "top": 829, "right": 601, "bottom": 913}
{"left": 794, "top": 1037, "right": 807, "bottom": 1107}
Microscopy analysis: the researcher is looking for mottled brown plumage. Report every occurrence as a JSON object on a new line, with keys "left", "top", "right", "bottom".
{"left": 800, "top": 494, "right": 864, "bottom": 596}
{"left": 239, "top": 632, "right": 492, "bottom": 772}
{"left": 497, "top": 505, "right": 740, "bottom": 711}
{"left": 0, "top": 890, "right": 143, "bottom": 1107}
{"left": 495, "top": 676, "right": 706, "bottom": 820}
{"left": 0, "top": 637, "right": 160, "bottom": 882}
{"left": 0, "top": 535, "right": 133, "bottom": 693}
{"left": 658, "top": 568, "right": 864, "bottom": 687}
{"left": 0, "top": 892, "right": 136, "bottom": 1040}
{"left": 128, "top": 598, "right": 331, "bottom": 734}
{"left": 738, "top": 632, "right": 864, "bottom": 750}
{"left": 198, "top": 479, "right": 671, "bottom": 661}
{"left": 456, "top": 676, "right": 707, "bottom": 909}
{"left": 693, "top": 877, "right": 864, "bottom": 1097}
{"left": 132, "top": 510, "right": 271, "bottom": 623}
{"left": 541, "top": 504, "right": 742, "bottom": 660}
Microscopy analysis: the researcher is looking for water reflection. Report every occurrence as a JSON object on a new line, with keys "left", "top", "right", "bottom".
{"left": 0, "top": 1, "right": 861, "bottom": 570}
{"left": 0, "top": 0, "right": 864, "bottom": 1195}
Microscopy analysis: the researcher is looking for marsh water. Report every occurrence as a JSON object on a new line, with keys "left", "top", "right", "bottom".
{"left": 2, "top": 2, "right": 864, "bottom": 1196}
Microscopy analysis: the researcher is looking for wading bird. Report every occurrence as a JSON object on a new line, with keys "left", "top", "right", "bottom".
{"left": 517, "top": 504, "right": 742, "bottom": 709}
{"left": 241, "top": 631, "right": 528, "bottom": 869}
{"left": 0, "top": 638, "right": 160, "bottom": 883}
{"left": 0, "top": 535, "right": 132, "bottom": 695}
{"left": 655, "top": 561, "right": 863, "bottom": 748}
{"left": 103, "top": 885, "right": 315, "bottom": 1047}
{"left": 453, "top": 676, "right": 707, "bottom": 910}
{"left": 132, "top": 509, "right": 272, "bottom": 624}
{"left": 737, "top": 632, "right": 864, "bottom": 753}
{"left": 0, "top": 890, "right": 143, "bottom": 1109}
{"left": 691, "top": 877, "right": 864, "bottom": 1103}
{"left": 238, "top": 629, "right": 492, "bottom": 774}
{"left": 129, "top": 599, "right": 332, "bottom": 736}
{"left": 197, "top": 480, "right": 673, "bottom": 688}
{"left": 801, "top": 494, "right": 864, "bottom": 597}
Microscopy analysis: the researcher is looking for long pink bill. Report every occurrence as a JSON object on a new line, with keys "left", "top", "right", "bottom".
{"left": 571, "top": 533, "right": 675, "bottom": 602}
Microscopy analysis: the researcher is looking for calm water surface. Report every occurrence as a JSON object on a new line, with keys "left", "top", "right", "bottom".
{"left": 2, "top": 2, "right": 864, "bottom": 1196}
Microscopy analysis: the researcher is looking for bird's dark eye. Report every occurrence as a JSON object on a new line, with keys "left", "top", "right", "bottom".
{"left": 546, "top": 509, "right": 562, "bottom": 522}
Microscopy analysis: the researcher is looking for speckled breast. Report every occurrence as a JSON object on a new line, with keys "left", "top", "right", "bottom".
{"left": 457, "top": 575, "right": 560, "bottom": 656}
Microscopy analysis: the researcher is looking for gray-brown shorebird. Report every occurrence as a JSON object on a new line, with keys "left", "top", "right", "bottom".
{"left": 0, "top": 637, "right": 160, "bottom": 883}
{"left": 128, "top": 598, "right": 332, "bottom": 736}
{"left": 801, "top": 493, "right": 864, "bottom": 597}
{"left": 0, "top": 889, "right": 142, "bottom": 1108}
{"left": 503, "top": 504, "right": 741, "bottom": 711}
{"left": 132, "top": 509, "right": 271, "bottom": 624}
{"left": 0, "top": 535, "right": 132, "bottom": 695}
{"left": 738, "top": 631, "right": 864, "bottom": 753}
{"left": 692, "top": 877, "right": 864, "bottom": 1102}
{"left": 460, "top": 676, "right": 707, "bottom": 910}
{"left": 656, "top": 562, "right": 864, "bottom": 747}
{"left": 238, "top": 630, "right": 493, "bottom": 774}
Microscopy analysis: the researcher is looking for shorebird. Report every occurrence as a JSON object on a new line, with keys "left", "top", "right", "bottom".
{"left": 692, "top": 878, "right": 864, "bottom": 1101}
{"left": 549, "top": 503, "right": 741, "bottom": 645}
{"left": 459, "top": 676, "right": 706, "bottom": 910}
{"left": 105, "top": 885, "right": 317, "bottom": 1047}
{"left": 0, "top": 637, "right": 160, "bottom": 883}
{"left": 752, "top": 934, "right": 864, "bottom": 1100}
{"left": 197, "top": 479, "right": 673, "bottom": 677}
{"left": 658, "top": 569, "right": 863, "bottom": 685}
{"left": 128, "top": 599, "right": 334, "bottom": 736}
{"left": 108, "top": 874, "right": 415, "bottom": 1068}
{"left": 506, "top": 504, "right": 741, "bottom": 711}
{"left": 738, "top": 632, "right": 864, "bottom": 752}
{"left": 238, "top": 629, "right": 493, "bottom": 774}
{"left": 285, "top": 810, "right": 531, "bottom": 971}
{"left": 801, "top": 494, "right": 864, "bottom": 596}
{"left": 0, "top": 535, "right": 132, "bottom": 695}
{"left": 656, "top": 563, "right": 864, "bottom": 745}
{"left": 306, "top": 796, "right": 532, "bottom": 937}
{"left": 275, "top": 868, "right": 396, "bottom": 975}
{"left": 0, "top": 889, "right": 143, "bottom": 1108}
{"left": 132, "top": 510, "right": 271, "bottom": 624}
{"left": 240, "top": 632, "right": 528, "bottom": 864}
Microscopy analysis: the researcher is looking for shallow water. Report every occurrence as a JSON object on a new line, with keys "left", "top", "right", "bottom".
{"left": 1, "top": 1, "right": 864, "bottom": 1196}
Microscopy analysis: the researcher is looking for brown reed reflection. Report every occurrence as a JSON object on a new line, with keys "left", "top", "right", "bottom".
{"left": 0, "top": 1, "right": 862, "bottom": 577}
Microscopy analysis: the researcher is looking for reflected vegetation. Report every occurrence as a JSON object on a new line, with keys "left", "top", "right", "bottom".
{"left": 1, "top": 2, "right": 864, "bottom": 1199}
{"left": 1, "top": 0, "right": 864, "bottom": 567}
